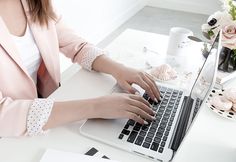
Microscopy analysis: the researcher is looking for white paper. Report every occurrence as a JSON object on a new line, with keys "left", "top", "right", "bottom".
{"left": 40, "top": 149, "right": 119, "bottom": 162}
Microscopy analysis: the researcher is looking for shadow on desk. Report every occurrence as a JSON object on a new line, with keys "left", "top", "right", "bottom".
{"left": 174, "top": 142, "right": 236, "bottom": 162}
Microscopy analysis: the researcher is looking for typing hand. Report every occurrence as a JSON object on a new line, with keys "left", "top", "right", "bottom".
{"left": 112, "top": 66, "right": 161, "bottom": 102}
{"left": 93, "top": 93, "right": 156, "bottom": 125}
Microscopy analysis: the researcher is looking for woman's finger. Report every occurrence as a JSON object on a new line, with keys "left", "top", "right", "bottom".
{"left": 128, "top": 96, "right": 155, "bottom": 116}
{"left": 143, "top": 73, "right": 161, "bottom": 100}
{"left": 129, "top": 94, "right": 151, "bottom": 108}
{"left": 135, "top": 75, "right": 156, "bottom": 101}
{"left": 119, "top": 81, "right": 138, "bottom": 94}
{"left": 128, "top": 105, "right": 155, "bottom": 120}
{"left": 124, "top": 111, "right": 151, "bottom": 125}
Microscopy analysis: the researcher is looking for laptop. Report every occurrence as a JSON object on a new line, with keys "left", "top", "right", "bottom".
{"left": 80, "top": 31, "right": 222, "bottom": 162}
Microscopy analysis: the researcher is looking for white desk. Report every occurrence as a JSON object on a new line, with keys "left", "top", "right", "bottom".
{"left": 1, "top": 29, "right": 236, "bottom": 162}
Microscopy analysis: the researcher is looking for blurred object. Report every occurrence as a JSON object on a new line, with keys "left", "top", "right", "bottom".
{"left": 150, "top": 64, "right": 177, "bottom": 81}
{"left": 206, "top": 89, "right": 236, "bottom": 121}
{"left": 143, "top": 46, "right": 160, "bottom": 55}
{"left": 167, "top": 27, "right": 193, "bottom": 55}
{"left": 188, "top": 36, "right": 203, "bottom": 42}
{"left": 218, "top": 47, "right": 236, "bottom": 72}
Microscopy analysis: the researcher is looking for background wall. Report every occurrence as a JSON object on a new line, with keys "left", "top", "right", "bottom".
{"left": 53, "top": 0, "right": 221, "bottom": 73}
{"left": 147, "top": 0, "right": 222, "bottom": 15}
{"left": 53, "top": 0, "right": 147, "bottom": 72}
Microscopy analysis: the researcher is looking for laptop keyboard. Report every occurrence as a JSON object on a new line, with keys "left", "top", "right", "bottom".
{"left": 118, "top": 86, "right": 183, "bottom": 153}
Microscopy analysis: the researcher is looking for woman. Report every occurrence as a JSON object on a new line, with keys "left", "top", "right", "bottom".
{"left": 0, "top": 0, "right": 160, "bottom": 137}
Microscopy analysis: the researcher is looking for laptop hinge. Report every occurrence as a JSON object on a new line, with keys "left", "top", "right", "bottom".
{"left": 170, "top": 96, "right": 194, "bottom": 151}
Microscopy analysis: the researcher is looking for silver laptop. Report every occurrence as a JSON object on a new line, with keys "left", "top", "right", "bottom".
{"left": 80, "top": 31, "right": 222, "bottom": 162}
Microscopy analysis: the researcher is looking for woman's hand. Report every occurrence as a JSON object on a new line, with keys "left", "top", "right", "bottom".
{"left": 93, "top": 93, "right": 155, "bottom": 124}
{"left": 113, "top": 66, "right": 161, "bottom": 102}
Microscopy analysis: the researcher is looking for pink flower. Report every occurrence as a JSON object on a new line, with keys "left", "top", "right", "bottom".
{"left": 222, "top": 25, "right": 236, "bottom": 50}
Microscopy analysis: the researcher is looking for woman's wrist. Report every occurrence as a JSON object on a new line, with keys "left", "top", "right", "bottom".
{"left": 43, "top": 99, "right": 98, "bottom": 130}
{"left": 92, "top": 55, "right": 125, "bottom": 79}
{"left": 109, "top": 62, "right": 126, "bottom": 79}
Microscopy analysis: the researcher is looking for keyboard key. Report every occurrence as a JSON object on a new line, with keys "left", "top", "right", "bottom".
{"left": 118, "top": 134, "right": 124, "bottom": 139}
{"left": 124, "top": 124, "right": 129, "bottom": 129}
{"left": 127, "top": 131, "right": 138, "bottom": 143}
{"left": 143, "top": 93, "right": 149, "bottom": 100}
{"left": 168, "top": 122, "right": 172, "bottom": 126}
{"left": 164, "top": 131, "right": 169, "bottom": 136}
{"left": 121, "top": 129, "right": 130, "bottom": 135}
{"left": 159, "top": 106, "right": 165, "bottom": 111}
{"left": 167, "top": 126, "right": 171, "bottom": 131}
{"left": 173, "top": 108, "right": 177, "bottom": 113}
{"left": 133, "top": 123, "right": 142, "bottom": 131}
{"left": 159, "top": 123, "right": 166, "bottom": 128}
{"left": 158, "top": 147, "right": 164, "bottom": 153}
{"left": 173, "top": 90, "right": 178, "bottom": 94}
{"left": 156, "top": 114, "right": 162, "bottom": 119}
{"left": 156, "top": 132, "right": 163, "bottom": 138}
{"left": 152, "top": 106, "right": 158, "bottom": 111}
{"left": 151, "top": 123, "right": 158, "bottom": 128}
{"left": 141, "top": 125, "right": 149, "bottom": 131}
{"left": 147, "top": 132, "right": 155, "bottom": 138}
{"left": 135, "top": 136, "right": 144, "bottom": 146}
{"left": 163, "top": 136, "right": 168, "bottom": 141}
{"left": 150, "top": 127, "right": 156, "bottom": 133}
{"left": 139, "top": 131, "right": 146, "bottom": 137}
{"left": 160, "top": 141, "right": 166, "bottom": 147}
{"left": 153, "top": 101, "right": 158, "bottom": 106}
{"left": 158, "top": 127, "right": 165, "bottom": 132}
{"left": 148, "top": 98, "right": 154, "bottom": 105}
{"left": 127, "top": 119, "right": 135, "bottom": 126}
{"left": 142, "top": 142, "right": 150, "bottom": 148}
{"left": 133, "top": 126, "right": 141, "bottom": 131}
{"left": 154, "top": 137, "right": 161, "bottom": 143}
{"left": 145, "top": 137, "right": 152, "bottom": 143}
{"left": 150, "top": 142, "right": 159, "bottom": 151}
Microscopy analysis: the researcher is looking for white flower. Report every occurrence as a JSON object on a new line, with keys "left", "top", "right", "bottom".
{"left": 232, "top": 0, "right": 236, "bottom": 6}
{"left": 220, "top": 0, "right": 231, "bottom": 11}
{"left": 207, "top": 11, "right": 232, "bottom": 28}
{"left": 202, "top": 10, "right": 234, "bottom": 39}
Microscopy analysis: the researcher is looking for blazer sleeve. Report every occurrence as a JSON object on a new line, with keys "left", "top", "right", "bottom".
{"left": 55, "top": 15, "right": 107, "bottom": 71}
{"left": 0, "top": 91, "right": 54, "bottom": 137}
{"left": 0, "top": 91, "right": 32, "bottom": 137}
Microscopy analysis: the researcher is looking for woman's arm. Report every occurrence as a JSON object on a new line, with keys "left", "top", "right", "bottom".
{"left": 43, "top": 93, "right": 155, "bottom": 130}
{"left": 92, "top": 55, "right": 161, "bottom": 101}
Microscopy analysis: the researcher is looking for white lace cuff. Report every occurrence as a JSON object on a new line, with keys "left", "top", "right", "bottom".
{"left": 80, "top": 47, "right": 108, "bottom": 71}
{"left": 26, "top": 99, "right": 54, "bottom": 136}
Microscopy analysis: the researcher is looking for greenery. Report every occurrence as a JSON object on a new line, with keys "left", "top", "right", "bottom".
{"left": 228, "top": 0, "right": 236, "bottom": 66}
{"left": 228, "top": 0, "right": 236, "bottom": 20}
{"left": 233, "top": 49, "right": 236, "bottom": 64}
{"left": 208, "top": 30, "right": 214, "bottom": 37}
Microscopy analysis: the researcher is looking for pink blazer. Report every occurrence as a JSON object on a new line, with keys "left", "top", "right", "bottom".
{"left": 0, "top": 0, "right": 104, "bottom": 137}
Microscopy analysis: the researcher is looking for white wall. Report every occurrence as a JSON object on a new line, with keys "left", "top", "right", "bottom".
{"left": 148, "top": 0, "right": 222, "bottom": 15}
{"left": 53, "top": 0, "right": 147, "bottom": 72}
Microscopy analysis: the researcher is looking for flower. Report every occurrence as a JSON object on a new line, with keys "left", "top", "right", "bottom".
{"left": 201, "top": 0, "right": 236, "bottom": 50}
{"left": 202, "top": 11, "right": 234, "bottom": 42}
{"left": 222, "top": 25, "right": 236, "bottom": 49}
{"left": 202, "top": 0, "right": 236, "bottom": 71}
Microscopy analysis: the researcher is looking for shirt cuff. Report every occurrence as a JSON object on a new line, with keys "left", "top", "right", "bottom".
{"left": 26, "top": 99, "right": 54, "bottom": 136}
{"left": 80, "top": 47, "right": 108, "bottom": 71}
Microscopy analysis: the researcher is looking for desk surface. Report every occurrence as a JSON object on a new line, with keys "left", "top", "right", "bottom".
{"left": 1, "top": 29, "right": 236, "bottom": 162}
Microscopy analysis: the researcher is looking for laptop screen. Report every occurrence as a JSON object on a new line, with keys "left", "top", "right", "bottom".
{"left": 170, "top": 32, "right": 221, "bottom": 151}
{"left": 190, "top": 32, "right": 221, "bottom": 102}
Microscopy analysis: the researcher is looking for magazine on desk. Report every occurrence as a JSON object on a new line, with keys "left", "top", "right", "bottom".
{"left": 40, "top": 148, "right": 116, "bottom": 162}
